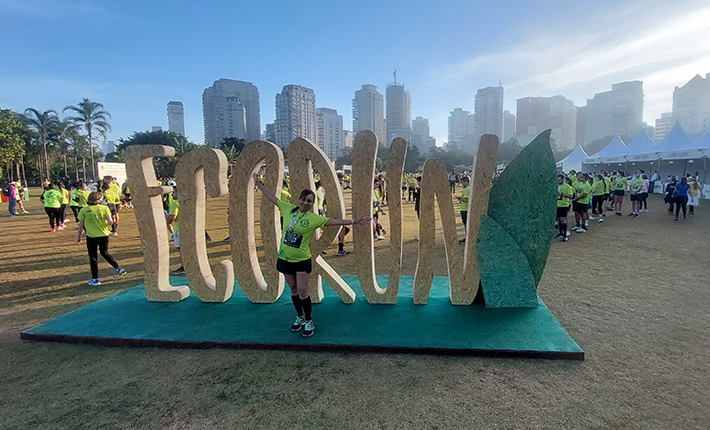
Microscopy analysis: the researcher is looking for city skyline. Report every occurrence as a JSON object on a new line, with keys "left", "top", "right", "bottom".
{"left": 1, "top": 0, "right": 709, "bottom": 148}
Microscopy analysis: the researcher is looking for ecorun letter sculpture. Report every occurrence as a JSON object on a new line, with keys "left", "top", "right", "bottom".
{"left": 127, "top": 129, "right": 557, "bottom": 308}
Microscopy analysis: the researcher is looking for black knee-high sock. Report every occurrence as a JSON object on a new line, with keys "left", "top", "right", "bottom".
{"left": 291, "top": 295, "right": 303, "bottom": 317}
{"left": 301, "top": 296, "right": 312, "bottom": 320}
{"left": 560, "top": 223, "right": 567, "bottom": 236}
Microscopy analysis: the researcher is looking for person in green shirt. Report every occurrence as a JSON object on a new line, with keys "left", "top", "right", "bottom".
{"left": 592, "top": 174, "right": 607, "bottom": 222}
{"left": 253, "top": 173, "right": 371, "bottom": 338}
{"left": 102, "top": 176, "right": 121, "bottom": 235}
{"left": 556, "top": 174, "right": 574, "bottom": 241}
{"left": 165, "top": 186, "right": 184, "bottom": 275}
{"left": 612, "top": 170, "right": 627, "bottom": 216}
{"left": 572, "top": 173, "right": 592, "bottom": 232}
{"left": 76, "top": 191, "right": 126, "bottom": 286}
{"left": 628, "top": 171, "right": 644, "bottom": 217}
{"left": 455, "top": 176, "right": 471, "bottom": 244}
{"left": 41, "top": 183, "right": 63, "bottom": 232}
{"left": 57, "top": 182, "right": 70, "bottom": 227}
{"left": 70, "top": 181, "right": 89, "bottom": 223}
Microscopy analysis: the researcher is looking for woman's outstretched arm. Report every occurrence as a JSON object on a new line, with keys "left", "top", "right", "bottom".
{"left": 253, "top": 173, "right": 280, "bottom": 206}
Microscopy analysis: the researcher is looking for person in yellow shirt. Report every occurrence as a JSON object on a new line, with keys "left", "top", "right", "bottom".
{"left": 612, "top": 171, "right": 627, "bottom": 216}
{"left": 592, "top": 174, "right": 606, "bottom": 223}
{"left": 253, "top": 173, "right": 371, "bottom": 338}
{"left": 572, "top": 173, "right": 592, "bottom": 232}
{"left": 41, "top": 183, "right": 63, "bottom": 232}
{"left": 165, "top": 185, "right": 184, "bottom": 275}
{"left": 455, "top": 176, "right": 471, "bottom": 244}
{"left": 101, "top": 176, "right": 121, "bottom": 235}
{"left": 556, "top": 174, "right": 574, "bottom": 242}
{"left": 57, "top": 182, "right": 70, "bottom": 227}
{"left": 76, "top": 191, "right": 126, "bottom": 286}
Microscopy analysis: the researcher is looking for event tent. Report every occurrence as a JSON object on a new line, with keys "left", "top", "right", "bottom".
{"left": 582, "top": 135, "right": 627, "bottom": 164}
{"left": 557, "top": 143, "right": 589, "bottom": 172}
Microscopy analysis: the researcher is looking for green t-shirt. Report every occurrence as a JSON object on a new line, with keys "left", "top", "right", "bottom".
{"left": 316, "top": 187, "right": 325, "bottom": 211}
{"left": 103, "top": 183, "right": 121, "bottom": 204}
{"left": 70, "top": 189, "right": 82, "bottom": 207}
{"left": 60, "top": 188, "right": 69, "bottom": 204}
{"left": 576, "top": 182, "right": 592, "bottom": 204}
{"left": 557, "top": 183, "right": 574, "bottom": 207}
{"left": 460, "top": 186, "right": 471, "bottom": 212}
{"left": 372, "top": 189, "right": 381, "bottom": 215}
{"left": 42, "top": 189, "right": 62, "bottom": 208}
{"left": 280, "top": 187, "right": 291, "bottom": 202}
{"left": 276, "top": 199, "right": 329, "bottom": 262}
{"left": 169, "top": 198, "right": 180, "bottom": 231}
{"left": 629, "top": 178, "right": 644, "bottom": 195}
{"left": 78, "top": 204, "right": 112, "bottom": 238}
{"left": 604, "top": 177, "right": 612, "bottom": 193}
{"left": 592, "top": 180, "right": 605, "bottom": 196}
{"left": 614, "top": 177, "right": 627, "bottom": 191}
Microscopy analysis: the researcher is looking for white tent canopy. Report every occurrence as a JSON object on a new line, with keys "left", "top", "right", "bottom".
{"left": 583, "top": 135, "right": 627, "bottom": 164}
{"left": 651, "top": 122, "right": 693, "bottom": 153}
{"left": 623, "top": 129, "right": 659, "bottom": 162}
{"left": 558, "top": 143, "right": 589, "bottom": 172}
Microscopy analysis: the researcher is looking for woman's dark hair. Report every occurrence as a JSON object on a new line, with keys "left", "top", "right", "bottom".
{"left": 680, "top": 177, "right": 687, "bottom": 185}
{"left": 101, "top": 181, "right": 110, "bottom": 191}
{"left": 47, "top": 183, "right": 54, "bottom": 189}
{"left": 291, "top": 189, "right": 316, "bottom": 213}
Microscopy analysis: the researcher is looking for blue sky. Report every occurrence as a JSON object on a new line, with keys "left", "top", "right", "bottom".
{"left": 1, "top": 0, "right": 709, "bottom": 146}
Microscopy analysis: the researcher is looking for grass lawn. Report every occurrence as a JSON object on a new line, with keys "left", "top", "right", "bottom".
{"left": 1, "top": 189, "right": 708, "bottom": 429}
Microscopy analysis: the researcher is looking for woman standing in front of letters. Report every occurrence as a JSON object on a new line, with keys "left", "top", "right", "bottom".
{"left": 254, "top": 173, "right": 371, "bottom": 338}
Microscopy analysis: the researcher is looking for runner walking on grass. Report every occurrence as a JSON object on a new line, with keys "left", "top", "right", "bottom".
{"left": 612, "top": 171, "right": 627, "bottom": 216}
{"left": 41, "top": 184, "right": 63, "bottom": 232}
{"left": 556, "top": 174, "right": 574, "bottom": 242}
{"left": 76, "top": 191, "right": 127, "bottom": 286}
{"left": 253, "top": 173, "right": 370, "bottom": 338}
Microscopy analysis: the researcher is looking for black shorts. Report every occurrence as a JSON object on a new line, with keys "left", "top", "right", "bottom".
{"left": 556, "top": 207, "right": 569, "bottom": 217}
{"left": 613, "top": 190, "right": 625, "bottom": 196}
{"left": 573, "top": 202, "right": 588, "bottom": 213}
{"left": 106, "top": 203, "right": 118, "bottom": 214}
{"left": 641, "top": 192, "right": 648, "bottom": 199}
{"left": 604, "top": 193, "right": 610, "bottom": 200}
{"left": 630, "top": 194, "right": 641, "bottom": 201}
{"left": 276, "top": 258, "right": 312, "bottom": 274}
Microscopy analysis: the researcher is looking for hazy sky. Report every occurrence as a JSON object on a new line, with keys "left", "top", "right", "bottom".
{"left": 1, "top": 0, "right": 709, "bottom": 146}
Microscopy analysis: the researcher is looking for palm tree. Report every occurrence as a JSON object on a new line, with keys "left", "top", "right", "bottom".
{"left": 64, "top": 98, "right": 111, "bottom": 181}
{"left": 55, "top": 119, "right": 79, "bottom": 179}
{"left": 23, "top": 108, "right": 58, "bottom": 180}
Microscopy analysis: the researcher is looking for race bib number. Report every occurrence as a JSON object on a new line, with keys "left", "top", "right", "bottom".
{"left": 283, "top": 231, "right": 303, "bottom": 248}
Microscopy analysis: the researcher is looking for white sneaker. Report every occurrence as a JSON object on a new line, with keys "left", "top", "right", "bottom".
{"left": 576, "top": 228, "right": 586, "bottom": 233}
{"left": 589, "top": 216, "right": 595, "bottom": 220}
{"left": 571, "top": 226, "right": 580, "bottom": 232}
{"left": 598, "top": 218, "right": 604, "bottom": 223}
{"left": 376, "top": 235, "right": 386, "bottom": 240}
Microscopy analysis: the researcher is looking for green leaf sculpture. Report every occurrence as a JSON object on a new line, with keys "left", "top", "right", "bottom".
{"left": 476, "top": 130, "right": 557, "bottom": 307}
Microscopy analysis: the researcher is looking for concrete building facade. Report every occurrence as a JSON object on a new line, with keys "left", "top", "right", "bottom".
{"left": 448, "top": 108, "right": 475, "bottom": 147}
{"left": 352, "top": 84, "right": 386, "bottom": 145}
{"left": 275, "top": 84, "right": 316, "bottom": 148}
{"left": 583, "top": 81, "right": 644, "bottom": 144}
{"left": 202, "top": 79, "right": 261, "bottom": 146}
{"left": 386, "top": 83, "right": 411, "bottom": 146}
{"left": 167, "top": 101, "right": 185, "bottom": 136}
{"left": 672, "top": 73, "right": 710, "bottom": 137}
{"left": 412, "top": 116, "right": 436, "bottom": 154}
{"left": 516, "top": 96, "right": 577, "bottom": 150}
{"left": 316, "top": 107, "right": 344, "bottom": 162}
{"left": 502, "top": 110, "right": 516, "bottom": 142}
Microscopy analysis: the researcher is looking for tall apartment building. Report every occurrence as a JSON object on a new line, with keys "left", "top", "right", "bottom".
{"left": 202, "top": 79, "right": 260, "bottom": 146}
{"left": 352, "top": 84, "right": 386, "bottom": 145}
{"left": 264, "top": 123, "right": 276, "bottom": 143}
{"left": 448, "top": 108, "right": 475, "bottom": 148}
{"left": 275, "top": 84, "right": 316, "bottom": 148}
{"left": 474, "top": 85, "right": 504, "bottom": 149}
{"left": 412, "top": 116, "right": 436, "bottom": 154}
{"left": 343, "top": 130, "right": 354, "bottom": 150}
{"left": 516, "top": 96, "right": 577, "bottom": 150}
{"left": 502, "top": 110, "right": 516, "bottom": 142}
{"left": 316, "top": 108, "right": 344, "bottom": 161}
{"left": 583, "top": 81, "right": 643, "bottom": 144}
{"left": 654, "top": 112, "right": 675, "bottom": 140}
{"left": 672, "top": 73, "right": 710, "bottom": 137}
{"left": 386, "top": 83, "right": 411, "bottom": 146}
{"left": 167, "top": 101, "right": 185, "bottom": 136}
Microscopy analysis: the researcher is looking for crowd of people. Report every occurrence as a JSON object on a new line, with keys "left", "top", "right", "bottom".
{"left": 555, "top": 169, "right": 703, "bottom": 242}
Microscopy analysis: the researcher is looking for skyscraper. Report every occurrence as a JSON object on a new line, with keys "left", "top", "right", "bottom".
{"left": 264, "top": 123, "right": 276, "bottom": 143}
{"left": 167, "top": 101, "right": 185, "bottom": 136}
{"left": 583, "top": 81, "right": 643, "bottom": 144}
{"left": 275, "top": 84, "right": 316, "bottom": 148}
{"left": 386, "top": 81, "right": 411, "bottom": 147}
{"left": 343, "top": 130, "right": 354, "bottom": 151}
{"left": 448, "top": 108, "right": 475, "bottom": 149}
{"left": 202, "top": 79, "right": 261, "bottom": 146}
{"left": 412, "top": 116, "right": 436, "bottom": 155}
{"left": 654, "top": 112, "right": 674, "bottom": 140}
{"left": 353, "top": 84, "right": 385, "bottom": 145}
{"left": 516, "top": 96, "right": 577, "bottom": 150}
{"left": 502, "top": 110, "right": 516, "bottom": 142}
{"left": 474, "top": 85, "right": 504, "bottom": 146}
{"left": 672, "top": 73, "right": 710, "bottom": 137}
{"left": 316, "top": 107, "right": 344, "bottom": 161}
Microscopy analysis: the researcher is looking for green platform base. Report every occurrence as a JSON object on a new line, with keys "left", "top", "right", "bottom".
{"left": 21, "top": 276, "right": 584, "bottom": 360}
